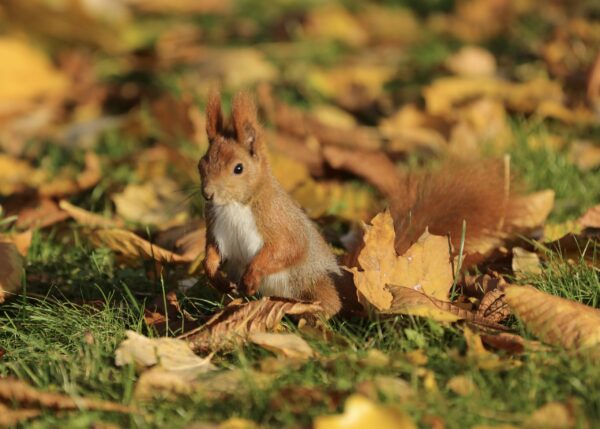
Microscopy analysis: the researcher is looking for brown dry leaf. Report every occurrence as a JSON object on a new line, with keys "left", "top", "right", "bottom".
{"left": 59, "top": 200, "right": 121, "bottom": 229}
{"left": 476, "top": 288, "right": 510, "bottom": 324}
{"left": 38, "top": 152, "right": 102, "bottom": 198}
{"left": 523, "top": 402, "right": 575, "bottom": 429}
{"left": 569, "top": 141, "right": 600, "bottom": 171}
{"left": 313, "top": 394, "right": 416, "bottom": 429}
{"left": 0, "top": 403, "right": 40, "bottom": 428}
{"left": 387, "top": 286, "right": 464, "bottom": 322}
{"left": 0, "top": 378, "right": 133, "bottom": 413}
{"left": 7, "top": 196, "right": 69, "bottom": 230}
{"left": 322, "top": 146, "right": 400, "bottom": 200}
{"left": 512, "top": 247, "right": 542, "bottom": 278}
{"left": 249, "top": 332, "right": 315, "bottom": 361}
{"left": 127, "top": 0, "right": 232, "bottom": 14}
{"left": 480, "top": 332, "right": 546, "bottom": 355}
{"left": 180, "top": 298, "right": 322, "bottom": 353}
{"left": 89, "top": 228, "right": 193, "bottom": 263}
{"left": 446, "top": 375, "right": 477, "bottom": 396}
{"left": 0, "top": 154, "right": 45, "bottom": 195}
{"left": 445, "top": 46, "right": 497, "bottom": 77}
{"left": 461, "top": 326, "right": 521, "bottom": 370}
{"left": 350, "top": 211, "right": 453, "bottom": 311}
{"left": 511, "top": 190, "right": 555, "bottom": 230}
{"left": 112, "top": 177, "right": 189, "bottom": 227}
{"left": 504, "top": 285, "right": 600, "bottom": 355}
{"left": 0, "top": 240, "right": 23, "bottom": 304}
{"left": 578, "top": 204, "right": 600, "bottom": 230}
{"left": 0, "top": 37, "right": 68, "bottom": 112}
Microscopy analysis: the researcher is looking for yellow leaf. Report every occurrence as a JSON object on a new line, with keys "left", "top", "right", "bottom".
{"left": 511, "top": 247, "right": 542, "bottom": 278}
{"left": 504, "top": 285, "right": 600, "bottom": 355}
{"left": 304, "top": 5, "right": 368, "bottom": 47}
{"left": 511, "top": 190, "right": 555, "bottom": 230}
{"left": 314, "top": 394, "right": 416, "bottom": 429}
{"left": 248, "top": 332, "right": 315, "bottom": 361}
{"left": 445, "top": 46, "right": 497, "bottom": 77}
{"left": 462, "top": 327, "right": 521, "bottom": 371}
{"left": 0, "top": 240, "right": 23, "bottom": 304}
{"left": 59, "top": 200, "right": 121, "bottom": 229}
{"left": 447, "top": 375, "right": 477, "bottom": 396}
{"left": 112, "top": 177, "right": 189, "bottom": 227}
{"left": 350, "top": 211, "right": 453, "bottom": 311}
{"left": 523, "top": 402, "right": 575, "bottom": 429}
{"left": 89, "top": 228, "right": 192, "bottom": 263}
{"left": 387, "top": 285, "right": 464, "bottom": 322}
{"left": 0, "top": 37, "right": 67, "bottom": 107}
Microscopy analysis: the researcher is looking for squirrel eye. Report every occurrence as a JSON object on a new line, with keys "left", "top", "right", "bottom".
{"left": 233, "top": 163, "right": 244, "bottom": 175}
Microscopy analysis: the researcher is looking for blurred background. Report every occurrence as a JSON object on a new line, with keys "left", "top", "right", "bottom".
{"left": 0, "top": 0, "right": 599, "bottom": 258}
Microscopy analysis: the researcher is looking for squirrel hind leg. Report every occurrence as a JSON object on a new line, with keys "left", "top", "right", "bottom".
{"left": 300, "top": 275, "right": 342, "bottom": 318}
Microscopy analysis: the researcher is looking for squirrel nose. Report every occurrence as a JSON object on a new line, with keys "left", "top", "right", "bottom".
{"left": 202, "top": 189, "right": 214, "bottom": 201}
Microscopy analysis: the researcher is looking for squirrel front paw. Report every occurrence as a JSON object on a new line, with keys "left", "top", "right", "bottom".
{"left": 242, "top": 267, "right": 262, "bottom": 296}
{"left": 204, "top": 245, "right": 221, "bottom": 279}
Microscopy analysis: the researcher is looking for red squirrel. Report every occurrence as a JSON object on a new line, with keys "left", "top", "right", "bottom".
{"left": 199, "top": 91, "right": 343, "bottom": 316}
{"left": 199, "top": 91, "right": 522, "bottom": 316}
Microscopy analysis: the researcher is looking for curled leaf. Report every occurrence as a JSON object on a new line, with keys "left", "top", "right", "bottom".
{"left": 504, "top": 285, "right": 600, "bottom": 355}
{"left": 180, "top": 298, "right": 322, "bottom": 353}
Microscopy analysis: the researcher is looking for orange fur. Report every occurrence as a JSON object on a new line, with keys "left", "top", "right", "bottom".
{"left": 391, "top": 161, "right": 520, "bottom": 257}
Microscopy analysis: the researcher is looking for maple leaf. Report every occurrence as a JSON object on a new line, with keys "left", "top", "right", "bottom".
{"left": 350, "top": 210, "right": 454, "bottom": 311}
{"left": 504, "top": 285, "right": 600, "bottom": 356}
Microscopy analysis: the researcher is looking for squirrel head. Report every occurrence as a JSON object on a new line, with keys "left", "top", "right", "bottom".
{"left": 198, "top": 90, "right": 267, "bottom": 206}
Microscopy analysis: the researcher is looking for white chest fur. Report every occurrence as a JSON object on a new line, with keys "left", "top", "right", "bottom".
{"left": 210, "top": 202, "right": 292, "bottom": 297}
{"left": 211, "top": 202, "right": 264, "bottom": 273}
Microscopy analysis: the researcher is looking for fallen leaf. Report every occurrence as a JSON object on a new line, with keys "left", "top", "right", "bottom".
{"left": 512, "top": 247, "right": 542, "bottom": 278}
{"left": 0, "top": 37, "right": 67, "bottom": 111}
{"left": 511, "top": 190, "right": 555, "bottom": 230}
{"left": 568, "top": 141, "right": 600, "bottom": 171}
{"left": 460, "top": 326, "right": 521, "bottom": 370}
{"left": 0, "top": 403, "right": 40, "bottom": 428}
{"left": 0, "top": 378, "right": 133, "bottom": 413}
{"left": 523, "top": 402, "right": 575, "bottom": 429}
{"left": 445, "top": 46, "right": 497, "bottom": 77}
{"left": 350, "top": 211, "right": 453, "bottom": 311}
{"left": 356, "top": 376, "right": 414, "bottom": 402}
{"left": 358, "top": 5, "right": 419, "bottom": 45}
{"left": 578, "top": 204, "right": 600, "bottom": 230}
{"left": 89, "top": 228, "right": 193, "bottom": 263}
{"left": 480, "top": 332, "right": 546, "bottom": 355}
{"left": 504, "top": 285, "right": 600, "bottom": 356}
{"left": 314, "top": 394, "right": 416, "bottom": 429}
{"left": 447, "top": 375, "right": 477, "bottom": 396}
{"left": 180, "top": 298, "right": 323, "bottom": 353}
{"left": 0, "top": 240, "right": 22, "bottom": 303}
{"left": 112, "top": 177, "right": 189, "bottom": 227}
{"left": 59, "top": 200, "right": 121, "bottom": 229}
{"left": 386, "top": 286, "right": 463, "bottom": 322}
{"left": 115, "top": 330, "right": 216, "bottom": 374}
{"left": 476, "top": 288, "right": 510, "bottom": 324}
{"left": 322, "top": 146, "right": 401, "bottom": 200}
{"left": 304, "top": 5, "right": 368, "bottom": 47}
{"left": 249, "top": 332, "right": 315, "bottom": 361}
{"left": 38, "top": 152, "right": 102, "bottom": 197}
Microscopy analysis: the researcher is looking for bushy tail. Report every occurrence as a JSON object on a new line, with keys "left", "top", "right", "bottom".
{"left": 391, "top": 160, "right": 521, "bottom": 257}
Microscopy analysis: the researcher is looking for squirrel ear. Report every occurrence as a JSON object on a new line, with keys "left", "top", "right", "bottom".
{"left": 206, "top": 89, "right": 223, "bottom": 143}
{"left": 231, "top": 91, "right": 260, "bottom": 155}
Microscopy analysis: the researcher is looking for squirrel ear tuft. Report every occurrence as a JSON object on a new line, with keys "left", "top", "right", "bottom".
{"left": 206, "top": 89, "right": 223, "bottom": 143}
{"left": 232, "top": 91, "right": 260, "bottom": 155}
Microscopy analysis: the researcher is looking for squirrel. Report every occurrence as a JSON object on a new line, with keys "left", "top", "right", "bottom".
{"left": 199, "top": 91, "right": 523, "bottom": 317}
{"left": 198, "top": 91, "right": 344, "bottom": 316}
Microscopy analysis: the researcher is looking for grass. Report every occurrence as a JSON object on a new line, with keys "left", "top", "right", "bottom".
{"left": 1, "top": 227, "right": 600, "bottom": 427}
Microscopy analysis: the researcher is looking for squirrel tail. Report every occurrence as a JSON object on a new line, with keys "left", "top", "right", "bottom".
{"left": 391, "top": 160, "right": 521, "bottom": 258}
